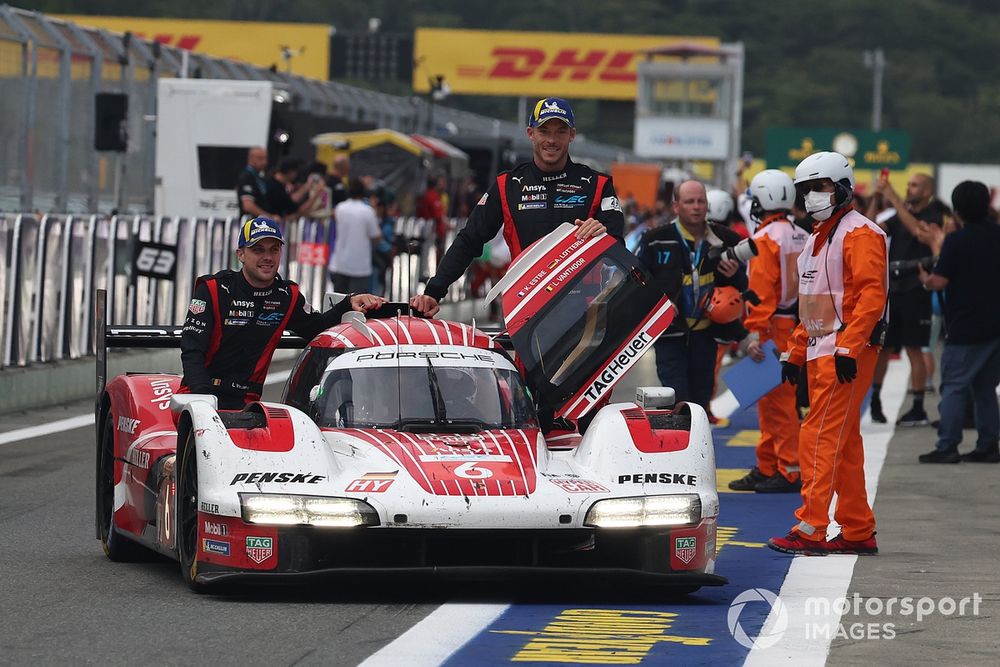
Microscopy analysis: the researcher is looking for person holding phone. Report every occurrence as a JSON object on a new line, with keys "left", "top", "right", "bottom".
{"left": 866, "top": 172, "right": 948, "bottom": 425}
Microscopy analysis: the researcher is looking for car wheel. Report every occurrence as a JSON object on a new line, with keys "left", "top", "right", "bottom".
{"left": 97, "top": 412, "right": 146, "bottom": 561}
{"left": 176, "top": 429, "right": 207, "bottom": 593}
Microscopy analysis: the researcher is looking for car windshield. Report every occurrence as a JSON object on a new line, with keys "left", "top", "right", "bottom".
{"left": 310, "top": 360, "right": 537, "bottom": 431}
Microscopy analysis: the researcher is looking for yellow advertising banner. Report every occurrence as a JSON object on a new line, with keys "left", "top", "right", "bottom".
{"left": 57, "top": 15, "right": 330, "bottom": 80}
{"left": 414, "top": 28, "right": 719, "bottom": 100}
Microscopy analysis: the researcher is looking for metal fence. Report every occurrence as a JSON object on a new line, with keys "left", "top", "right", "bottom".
{"left": 0, "top": 6, "right": 635, "bottom": 216}
{"left": 0, "top": 211, "right": 465, "bottom": 369}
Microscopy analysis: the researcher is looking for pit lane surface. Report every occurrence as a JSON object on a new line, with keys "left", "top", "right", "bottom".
{"left": 0, "top": 356, "right": 901, "bottom": 665}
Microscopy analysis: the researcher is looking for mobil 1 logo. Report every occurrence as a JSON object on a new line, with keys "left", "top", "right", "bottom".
{"left": 133, "top": 241, "right": 177, "bottom": 280}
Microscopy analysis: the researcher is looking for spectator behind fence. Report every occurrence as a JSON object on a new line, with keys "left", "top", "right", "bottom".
{"left": 418, "top": 174, "right": 449, "bottom": 258}
{"left": 236, "top": 146, "right": 273, "bottom": 218}
{"left": 264, "top": 157, "right": 324, "bottom": 221}
{"left": 326, "top": 154, "right": 351, "bottom": 208}
{"left": 918, "top": 181, "right": 1000, "bottom": 464}
{"left": 328, "top": 177, "right": 383, "bottom": 294}
{"left": 867, "top": 173, "right": 947, "bottom": 426}
{"left": 370, "top": 187, "right": 399, "bottom": 297}
{"left": 301, "top": 161, "right": 334, "bottom": 219}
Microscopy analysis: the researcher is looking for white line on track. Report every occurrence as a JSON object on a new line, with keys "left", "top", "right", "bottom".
{"left": 358, "top": 604, "right": 510, "bottom": 667}
{"left": 0, "top": 369, "right": 292, "bottom": 447}
{"left": 744, "top": 356, "right": 909, "bottom": 666}
{"left": 0, "top": 414, "right": 96, "bottom": 446}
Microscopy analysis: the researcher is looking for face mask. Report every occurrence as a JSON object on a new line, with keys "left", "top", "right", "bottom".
{"left": 804, "top": 191, "right": 835, "bottom": 221}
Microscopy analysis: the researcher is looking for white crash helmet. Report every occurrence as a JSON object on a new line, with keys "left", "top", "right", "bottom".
{"left": 706, "top": 189, "right": 734, "bottom": 223}
{"left": 794, "top": 151, "right": 855, "bottom": 209}
{"left": 793, "top": 151, "right": 855, "bottom": 190}
{"left": 750, "top": 169, "right": 796, "bottom": 211}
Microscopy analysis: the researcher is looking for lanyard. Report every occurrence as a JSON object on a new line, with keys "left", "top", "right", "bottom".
{"left": 676, "top": 221, "right": 705, "bottom": 309}
{"left": 246, "top": 166, "right": 267, "bottom": 195}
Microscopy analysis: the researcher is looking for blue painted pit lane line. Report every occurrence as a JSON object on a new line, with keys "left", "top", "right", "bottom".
{"left": 442, "top": 406, "right": 801, "bottom": 666}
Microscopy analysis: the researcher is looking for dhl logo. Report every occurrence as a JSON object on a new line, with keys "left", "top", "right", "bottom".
{"left": 457, "top": 47, "right": 638, "bottom": 83}
{"left": 132, "top": 33, "right": 202, "bottom": 50}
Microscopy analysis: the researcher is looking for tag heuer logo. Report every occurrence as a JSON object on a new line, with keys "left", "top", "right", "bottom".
{"left": 188, "top": 298, "right": 206, "bottom": 315}
{"left": 675, "top": 536, "right": 697, "bottom": 564}
{"left": 246, "top": 536, "right": 273, "bottom": 564}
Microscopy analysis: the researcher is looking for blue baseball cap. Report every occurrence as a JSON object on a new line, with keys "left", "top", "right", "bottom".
{"left": 528, "top": 97, "right": 575, "bottom": 129}
{"left": 238, "top": 216, "right": 284, "bottom": 248}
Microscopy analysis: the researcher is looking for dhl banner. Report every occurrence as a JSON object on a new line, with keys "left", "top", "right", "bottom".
{"left": 414, "top": 28, "right": 719, "bottom": 100}
{"left": 57, "top": 15, "right": 330, "bottom": 80}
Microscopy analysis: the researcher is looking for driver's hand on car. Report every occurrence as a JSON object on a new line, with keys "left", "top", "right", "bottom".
{"left": 409, "top": 294, "right": 440, "bottom": 317}
{"left": 349, "top": 293, "right": 387, "bottom": 312}
{"left": 574, "top": 217, "right": 606, "bottom": 240}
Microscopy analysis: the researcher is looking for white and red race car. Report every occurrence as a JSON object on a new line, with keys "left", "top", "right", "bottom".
{"left": 95, "top": 224, "right": 725, "bottom": 592}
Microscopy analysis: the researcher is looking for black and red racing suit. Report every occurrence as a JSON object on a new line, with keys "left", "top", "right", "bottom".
{"left": 180, "top": 270, "right": 354, "bottom": 408}
{"left": 423, "top": 158, "right": 625, "bottom": 301}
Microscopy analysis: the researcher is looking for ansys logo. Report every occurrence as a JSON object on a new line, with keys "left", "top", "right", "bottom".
{"left": 727, "top": 588, "right": 788, "bottom": 649}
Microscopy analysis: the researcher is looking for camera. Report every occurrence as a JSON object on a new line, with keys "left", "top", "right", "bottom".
{"left": 707, "top": 237, "right": 758, "bottom": 264}
{"left": 888, "top": 256, "right": 933, "bottom": 281}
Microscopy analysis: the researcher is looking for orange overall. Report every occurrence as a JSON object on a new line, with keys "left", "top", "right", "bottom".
{"left": 745, "top": 214, "right": 808, "bottom": 482}
{"left": 784, "top": 208, "right": 888, "bottom": 542}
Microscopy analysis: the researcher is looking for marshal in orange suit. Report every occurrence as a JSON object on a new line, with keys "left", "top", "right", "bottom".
{"left": 768, "top": 152, "right": 888, "bottom": 556}
{"left": 729, "top": 170, "right": 808, "bottom": 493}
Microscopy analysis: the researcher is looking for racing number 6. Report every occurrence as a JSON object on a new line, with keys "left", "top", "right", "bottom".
{"left": 454, "top": 462, "right": 493, "bottom": 479}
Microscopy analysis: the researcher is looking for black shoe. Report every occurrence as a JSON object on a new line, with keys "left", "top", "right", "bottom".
{"left": 930, "top": 419, "right": 940, "bottom": 429}
{"left": 728, "top": 467, "right": 768, "bottom": 491}
{"left": 960, "top": 449, "right": 1000, "bottom": 463}
{"left": 755, "top": 473, "right": 802, "bottom": 494}
{"left": 870, "top": 403, "right": 887, "bottom": 423}
{"left": 897, "top": 406, "right": 929, "bottom": 426}
{"left": 918, "top": 449, "right": 961, "bottom": 463}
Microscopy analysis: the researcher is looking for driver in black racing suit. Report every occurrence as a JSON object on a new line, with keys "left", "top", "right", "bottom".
{"left": 411, "top": 97, "right": 624, "bottom": 315}
{"left": 179, "top": 217, "right": 386, "bottom": 409}
{"left": 410, "top": 98, "right": 625, "bottom": 433}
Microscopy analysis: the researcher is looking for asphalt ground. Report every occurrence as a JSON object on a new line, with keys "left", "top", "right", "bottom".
{"left": 828, "top": 388, "right": 1000, "bottom": 664}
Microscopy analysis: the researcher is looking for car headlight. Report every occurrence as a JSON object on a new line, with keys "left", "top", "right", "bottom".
{"left": 240, "top": 494, "right": 380, "bottom": 527}
{"left": 584, "top": 494, "right": 701, "bottom": 528}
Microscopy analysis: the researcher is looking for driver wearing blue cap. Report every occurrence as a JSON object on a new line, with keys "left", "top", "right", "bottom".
{"left": 411, "top": 96, "right": 625, "bottom": 318}
{"left": 179, "top": 216, "right": 386, "bottom": 409}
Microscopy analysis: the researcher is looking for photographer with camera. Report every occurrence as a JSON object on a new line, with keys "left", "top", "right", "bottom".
{"left": 918, "top": 181, "right": 1000, "bottom": 464}
{"left": 637, "top": 180, "right": 750, "bottom": 420}
{"left": 866, "top": 173, "right": 947, "bottom": 425}
{"left": 767, "top": 152, "right": 888, "bottom": 556}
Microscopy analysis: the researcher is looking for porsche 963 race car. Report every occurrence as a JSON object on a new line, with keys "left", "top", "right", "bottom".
{"left": 95, "top": 224, "right": 726, "bottom": 591}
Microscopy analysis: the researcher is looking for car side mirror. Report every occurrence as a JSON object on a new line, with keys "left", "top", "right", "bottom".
{"left": 636, "top": 386, "right": 675, "bottom": 409}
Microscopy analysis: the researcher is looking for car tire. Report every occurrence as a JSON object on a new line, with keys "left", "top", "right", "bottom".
{"left": 97, "top": 411, "right": 146, "bottom": 562}
{"left": 176, "top": 429, "right": 207, "bottom": 593}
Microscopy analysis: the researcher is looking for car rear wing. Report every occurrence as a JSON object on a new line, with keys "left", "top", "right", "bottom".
{"left": 94, "top": 288, "right": 308, "bottom": 410}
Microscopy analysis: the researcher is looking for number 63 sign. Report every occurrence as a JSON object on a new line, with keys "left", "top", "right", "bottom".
{"left": 133, "top": 241, "right": 177, "bottom": 280}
